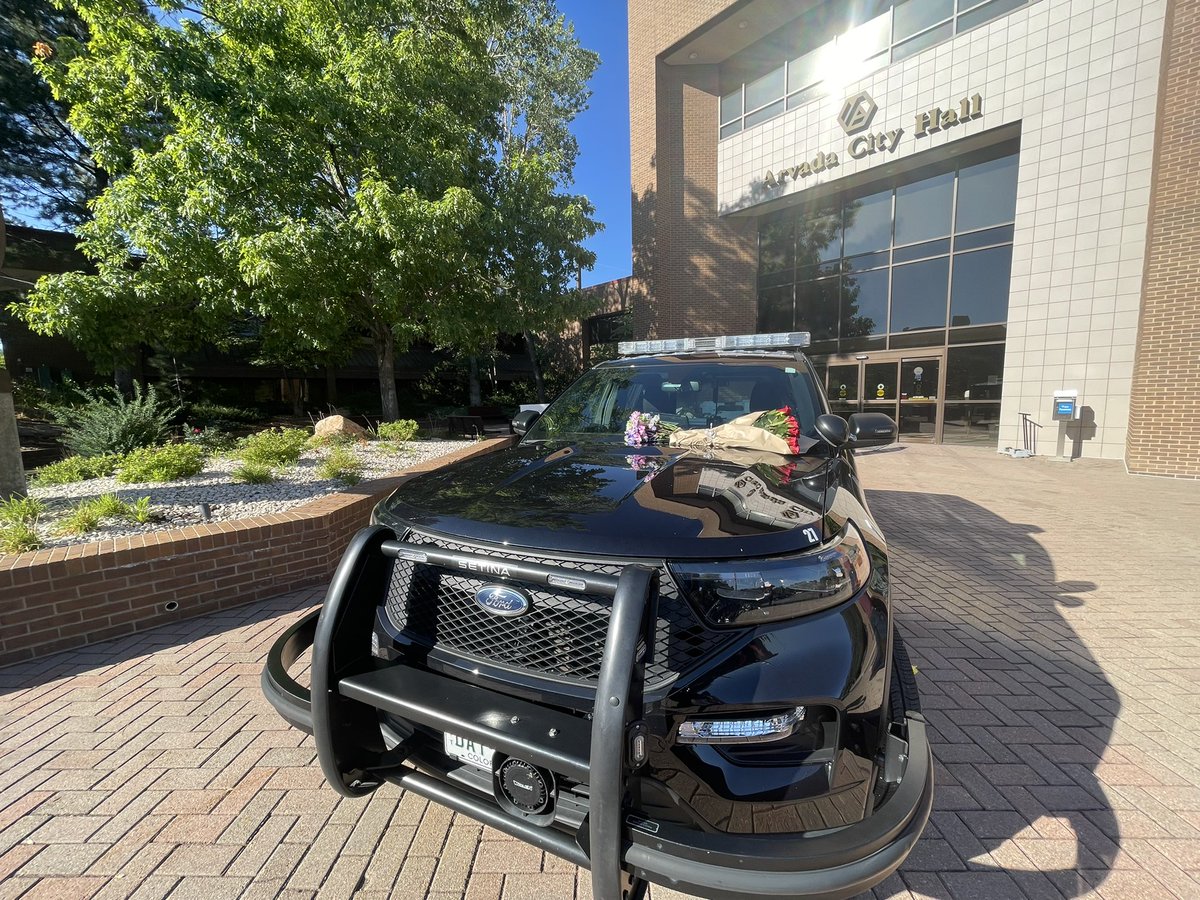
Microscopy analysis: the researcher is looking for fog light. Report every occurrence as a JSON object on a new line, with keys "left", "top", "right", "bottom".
{"left": 677, "top": 707, "right": 806, "bottom": 745}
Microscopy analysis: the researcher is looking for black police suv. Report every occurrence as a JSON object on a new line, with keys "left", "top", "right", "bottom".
{"left": 263, "top": 332, "right": 933, "bottom": 900}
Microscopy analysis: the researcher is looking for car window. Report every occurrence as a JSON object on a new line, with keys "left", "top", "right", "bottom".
{"left": 528, "top": 361, "right": 822, "bottom": 442}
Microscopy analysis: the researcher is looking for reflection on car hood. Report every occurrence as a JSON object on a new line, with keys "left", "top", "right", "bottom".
{"left": 378, "top": 441, "right": 838, "bottom": 559}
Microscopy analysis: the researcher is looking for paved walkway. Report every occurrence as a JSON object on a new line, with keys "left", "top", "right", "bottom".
{"left": 2, "top": 446, "right": 1200, "bottom": 899}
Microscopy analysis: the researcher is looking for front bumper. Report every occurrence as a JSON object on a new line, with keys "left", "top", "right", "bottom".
{"left": 262, "top": 526, "right": 932, "bottom": 900}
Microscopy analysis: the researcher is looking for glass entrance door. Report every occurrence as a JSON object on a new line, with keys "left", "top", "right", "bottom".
{"left": 817, "top": 351, "right": 946, "bottom": 443}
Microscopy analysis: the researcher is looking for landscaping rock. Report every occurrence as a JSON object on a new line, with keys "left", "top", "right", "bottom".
{"left": 314, "top": 414, "right": 368, "bottom": 440}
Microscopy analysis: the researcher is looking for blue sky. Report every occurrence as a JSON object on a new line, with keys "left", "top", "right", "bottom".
{"left": 558, "top": 0, "right": 632, "bottom": 288}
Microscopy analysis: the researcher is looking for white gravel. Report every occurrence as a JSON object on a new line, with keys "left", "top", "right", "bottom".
{"left": 26, "top": 439, "right": 473, "bottom": 549}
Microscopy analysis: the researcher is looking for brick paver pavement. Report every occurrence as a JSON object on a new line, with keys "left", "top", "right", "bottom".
{"left": 3, "top": 445, "right": 1200, "bottom": 899}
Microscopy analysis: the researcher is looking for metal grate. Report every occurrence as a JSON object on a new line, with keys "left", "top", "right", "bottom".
{"left": 382, "top": 532, "right": 732, "bottom": 688}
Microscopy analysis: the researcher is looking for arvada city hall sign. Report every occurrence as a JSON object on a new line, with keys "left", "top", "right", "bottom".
{"left": 761, "top": 90, "right": 983, "bottom": 188}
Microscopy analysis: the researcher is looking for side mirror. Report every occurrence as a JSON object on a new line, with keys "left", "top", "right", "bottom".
{"left": 847, "top": 412, "right": 897, "bottom": 448}
{"left": 511, "top": 409, "right": 540, "bottom": 436}
{"left": 815, "top": 413, "right": 849, "bottom": 448}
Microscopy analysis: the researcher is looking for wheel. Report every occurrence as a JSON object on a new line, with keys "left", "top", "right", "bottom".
{"left": 889, "top": 626, "right": 921, "bottom": 725}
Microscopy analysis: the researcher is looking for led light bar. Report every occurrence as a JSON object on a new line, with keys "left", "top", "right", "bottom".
{"left": 617, "top": 332, "right": 810, "bottom": 356}
{"left": 677, "top": 706, "right": 806, "bottom": 745}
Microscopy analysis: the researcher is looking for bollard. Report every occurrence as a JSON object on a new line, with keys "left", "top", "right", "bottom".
{"left": 0, "top": 370, "right": 27, "bottom": 499}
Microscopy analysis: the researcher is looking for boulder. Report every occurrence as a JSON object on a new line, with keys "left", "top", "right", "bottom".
{"left": 314, "top": 415, "right": 368, "bottom": 440}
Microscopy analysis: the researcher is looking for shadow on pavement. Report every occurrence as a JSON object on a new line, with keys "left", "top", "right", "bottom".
{"left": 869, "top": 489, "right": 1119, "bottom": 899}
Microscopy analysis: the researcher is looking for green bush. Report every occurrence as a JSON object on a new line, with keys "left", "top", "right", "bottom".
{"left": 128, "top": 496, "right": 156, "bottom": 523}
{"left": 31, "top": 454, "right": 124, "bottom": 486}
{"left": 0, "top": 520, "right": 41, "bottom": 554}
{"left": 186, "top": 401, "right": 260, "bottom": 426}
{"left": 184, "top": 424, "right": 237, "bottom": 453}
{"left": 57, "top": 500, "right": 103, "bottom": 535}
{"left": 53, "top": 383, "right": 180, "bottom": 457}
{"left": 236, "top": 428, "right": 309, "bottom": 467}
{"left": 375, "top": 419, "right": 419, "bottom": 443}
{"left": 91, "top": 493, "right": 129, "bottom": 519}
{"left": 232, "top": 462, "right": 275, "bottom": 484}
{"left": 117, "top": 443, "right": 207, "bottom": 483}
{"left": 0, "top": 495, "right": 46, "bottom": 525}
{"left": 316, "top": 447, "right": 362, "bottom": 484}
{"left": 307, "top": 430, "right": 359, "bottom": 449}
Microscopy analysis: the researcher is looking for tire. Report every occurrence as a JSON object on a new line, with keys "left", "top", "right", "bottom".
{"left": 889, "top": 627, "right": 921, "bottom": 724}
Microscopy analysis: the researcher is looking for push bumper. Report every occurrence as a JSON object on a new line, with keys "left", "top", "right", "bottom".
{"left": 261, "top": 526, "right": 933, "bottom": 900}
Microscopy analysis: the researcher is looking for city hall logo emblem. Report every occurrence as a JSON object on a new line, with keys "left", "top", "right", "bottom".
{"left": 837, "top": 91, "right": 877, "bottom": 135}
{"left": 474, "top": 585, "right": 531, "bottom": 617}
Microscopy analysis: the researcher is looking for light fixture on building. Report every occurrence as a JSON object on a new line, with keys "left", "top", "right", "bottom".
{"left": 855, "top": 354, "right": 869, "bottom": 361}
{"left": 738, "top": 20, "right": 748, "bottom": 28}
{"left": 688, "top": 51, "right": 698, "bottom": 60}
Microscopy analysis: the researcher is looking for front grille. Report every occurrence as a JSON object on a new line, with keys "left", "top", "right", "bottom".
{"left": 382, "top": 532, "right": 732, "bottom": 688}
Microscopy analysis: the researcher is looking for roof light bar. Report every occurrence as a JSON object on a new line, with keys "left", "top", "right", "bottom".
{"left": 677, "top": 706, "right": 807, "bottom": 745}
{"left": 617, "top": 332, "right": 811, "bottom": 356}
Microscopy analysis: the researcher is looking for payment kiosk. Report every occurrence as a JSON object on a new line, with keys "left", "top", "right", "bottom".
{"left": 1052, "top": 389, "right": 1079, "bottom": 460}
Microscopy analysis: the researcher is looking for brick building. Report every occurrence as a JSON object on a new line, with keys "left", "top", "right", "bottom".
{"left": 589, "top": 0, "right": 1198, "bottom": 476}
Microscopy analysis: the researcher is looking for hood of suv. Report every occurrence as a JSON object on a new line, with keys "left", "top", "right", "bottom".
{"left": 377, "top": 441, "right": 839, "bottom": 559}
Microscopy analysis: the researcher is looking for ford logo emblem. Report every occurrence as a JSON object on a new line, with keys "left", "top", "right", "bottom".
{"left": 474, "top": 585, "right": 531, "bottom": 617}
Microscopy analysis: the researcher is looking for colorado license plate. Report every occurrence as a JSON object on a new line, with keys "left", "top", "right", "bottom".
{"left": 443, "top": 732, "right": 495, "bottom": 769}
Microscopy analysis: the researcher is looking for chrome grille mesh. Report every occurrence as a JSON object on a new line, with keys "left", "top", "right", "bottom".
{"left": 382, "top": 532, "right": 731, "bottom": 687}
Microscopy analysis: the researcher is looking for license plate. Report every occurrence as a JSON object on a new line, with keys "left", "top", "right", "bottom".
{"left": 443, "top": 732, "right": 495, "bottom": 769}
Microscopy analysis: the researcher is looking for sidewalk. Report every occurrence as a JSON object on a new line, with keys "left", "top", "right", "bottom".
{"left": 2, "top": 445, "right": 1200, "bottom": 899}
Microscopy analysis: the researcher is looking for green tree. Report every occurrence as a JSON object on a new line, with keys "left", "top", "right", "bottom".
{"left": 13, "top": 0, "right": 526, "bottom": 419}
{"left": 489, "top": 1, "right": 599, "bottom": 402}
{"left": 0, "top": 0, "right": 101, "bottom": 232}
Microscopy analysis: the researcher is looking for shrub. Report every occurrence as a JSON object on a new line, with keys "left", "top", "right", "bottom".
{"left": 0, "top": 495, "right": 46, "bottom": 525}
{"left": 117, "top": 444, "right": 207, "bottom": 483}
{"left": 57, "top": 500, "right": 103, "bottom": 535}
{"left": 184, "top": 424, "right": 237, "bottom": 453}
{"left": 307, "top": 430, "right": 359, "bottom": 449}
{"left": 91, "top": 493, "right": 129, "bottom": 519}
{"left": 0, "top": 520, "right": 41, "bottom": 554}
{"left": 32, "top": 454, "right": 124, "bottom": 485}
{"left": 186, "top": 401, "right": 260, "bottom": 426}
{"left": 236, "top": 427, "right": 309, "bottom": 467}
{"left": 127, "top": 496, "right": 156, "bottom": 523}
{"left": 376, "top": 419, "right": 419, "bottom": 443}
{"left": 53, "top": 383, "right": 180, "bottom": 457}
{"left": 316, "top": 447, "right": 362, "bottom": 484}
{"left": 232, "top": 462, "right": 275, "bottom": 484}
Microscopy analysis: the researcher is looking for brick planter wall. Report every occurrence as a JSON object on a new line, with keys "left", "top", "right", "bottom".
{"left": 0, "top": 437, "right": 515, "bottom": 666}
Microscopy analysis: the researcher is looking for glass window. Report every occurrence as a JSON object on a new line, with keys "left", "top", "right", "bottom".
{"left": 945, "top": 344, "right": 1005, "bottom": 400}
{"left": 893, "top": 0, "right": 953, "bottom": 42}
{"left": 890, "top": 257, "right": 949, "bottom": 332}
{"left": 788, "top": 44, "right": 832, "bottom": 94}
{"left": 941, "top": 402, "right": 1002, "bottom": 445}
{"left": 956, "top": 154, "right": 1018, "bottom": 232}
{"left": 744, "top": 99, "right": 786, "bottom": 129}
{"left": 795, "top": 278, "right": 841, "bottom": 342}
{"left": 745, "top": 66, "right": 785, "bottom": 111}
{"left": 843, "top": 190, "right": 892, "bottom": 256}
{"left": 759, "top": 216, "right": 794, "bottom": 276}
{"left": 954, "top": 224, "right": 1013, "bottom": 252}
{"left": 893, "top": 238, "right": 950, "bottom": 264}
{"left": 795, "top": 207, "right": 842, "bottom": 266}
{"left": 720, "top": 89, "right": 742, "bottom": 125}
{"left": 720, "top": 121, "right": 742, "bottom": 140}
{"left": 842, "top": 268, "right": 888, "bottom": 338}
{"left": 757, "top": 285, "right": 794, "bottom": 332}
{"left": 827, "top": 365, "right": 859, "bottom": 405}
{"left": 958, "top": 0, "right": 1028, "bottom": 33}
{"left": 895, "top": 171, "right": 953, "bottom": 246}
{"left": 865, "top": 363, "right": 898, "bottom": 401}
{"left": 950, "top": 245, "right": 1012, "bottom": 327}
{"left": 900, "top": 359, "right": 938, "bottom": 400}
{"left": 842, "top": 10, "right": 891, "bottom": 61}
{"left": 892, "top": 20, "right": 953, "bottom": 61}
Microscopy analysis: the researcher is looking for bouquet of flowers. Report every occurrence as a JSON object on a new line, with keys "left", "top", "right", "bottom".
{"left": 668, "top": 407, "right": 812, "bottom": 456}
{"left": 624, "top": 411, "right": 679, "bottom": 447}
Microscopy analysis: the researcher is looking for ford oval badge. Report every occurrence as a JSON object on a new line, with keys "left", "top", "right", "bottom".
{"left": 474, "top": 585, "right": 531, "bottom": 617}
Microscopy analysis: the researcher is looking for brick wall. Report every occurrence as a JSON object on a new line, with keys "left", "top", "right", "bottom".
{"left": 1127, "top": 0, "right": 1200, "bottom": 478}
{"left": 0, "top": 438, "right": 515, "bottom": 666}
{"left": 628, "top": 0, "right": 758, "bottom": 341}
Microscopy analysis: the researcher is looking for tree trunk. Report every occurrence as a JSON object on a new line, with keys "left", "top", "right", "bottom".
{"left": 0, "top": 198, "right": 6, "bottom": 271}
{"left": 468, "top": 356, "right": 482, "bottom": 407}
{"left": 374, "top": 325, "right": 399, "bottom": 421}
{"left": 0, "top": 203, "right": 28, "bottom": 498}
{"left": 524, "top": 331, "right": 545, "bottom": 403}
{"left": 325, "top": 363, "right": 337, "bottom": 410}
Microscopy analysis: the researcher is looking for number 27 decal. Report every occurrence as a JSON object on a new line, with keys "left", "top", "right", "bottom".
{"left": 802, "top": 527, "right": 820, "bottom": 543}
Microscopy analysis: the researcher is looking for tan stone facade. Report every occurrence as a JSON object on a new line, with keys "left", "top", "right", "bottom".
{"left": 1127, "top": 0, "right": 1200, "bottom": 478}
{"left": 627, "top": 0, "right": 757, "bottom": 341}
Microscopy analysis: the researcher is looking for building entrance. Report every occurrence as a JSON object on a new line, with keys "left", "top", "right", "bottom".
{"left": 819, "top": 350, "right": 946, "bottom": 443}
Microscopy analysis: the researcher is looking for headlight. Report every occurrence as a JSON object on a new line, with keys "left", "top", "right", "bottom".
{"left": 670, "top": 522, "right": 871, "bottom": 627}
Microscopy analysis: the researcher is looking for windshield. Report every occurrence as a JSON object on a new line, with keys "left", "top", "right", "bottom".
{"left": 526, "top": 358, "right": 824, "bottom": 444}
